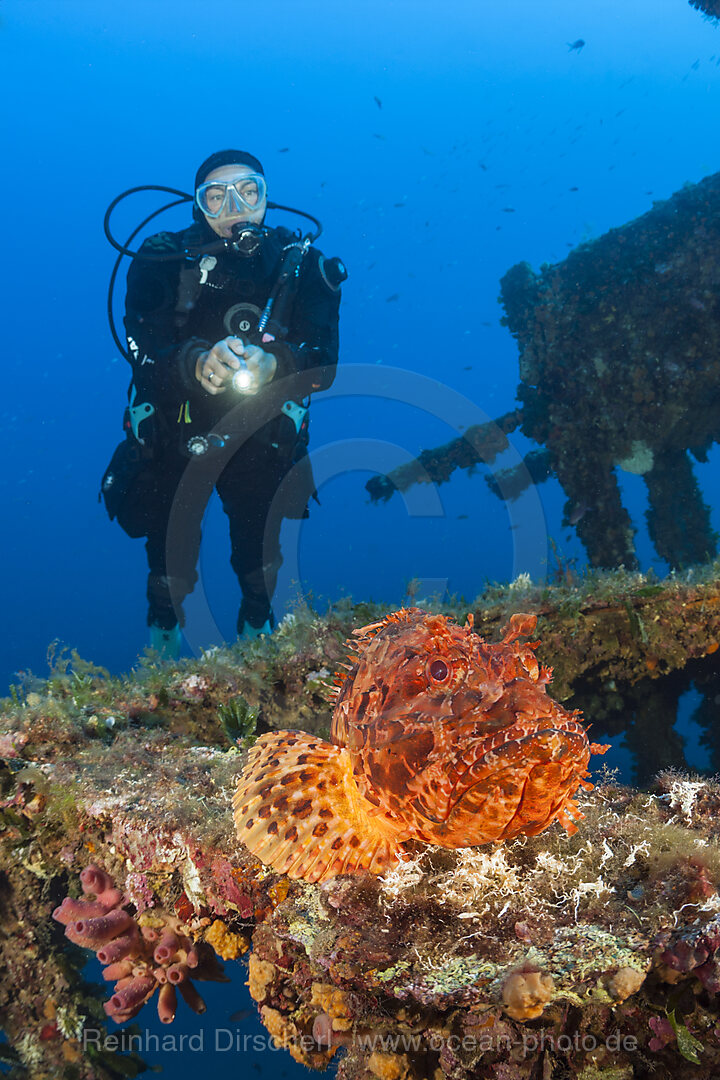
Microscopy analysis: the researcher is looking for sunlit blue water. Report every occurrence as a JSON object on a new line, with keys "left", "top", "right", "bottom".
{"left": 4, "top": 0, "right": 720, "bottom": 690}
{"left": 3, "top": 0, "right": 720, "bottom": 1073}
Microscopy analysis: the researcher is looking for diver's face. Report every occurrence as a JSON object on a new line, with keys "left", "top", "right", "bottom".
{"left": 200, "top": 164, "right": 267, "bottom": 238}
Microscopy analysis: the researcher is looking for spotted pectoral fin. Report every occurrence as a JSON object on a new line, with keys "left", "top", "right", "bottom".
{"left": 233, "top": 731, "right": 403, "bottom": 883}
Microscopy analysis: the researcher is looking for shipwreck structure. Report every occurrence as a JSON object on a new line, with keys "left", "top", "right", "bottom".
{"left": 689, "top": 0, "right": 720, "bottom": 18}
{"left": 368, "top": 171, "right": 720, "bottom": 572}
{"left": 2, "top": 569, "right": 720, "bottom": 1079}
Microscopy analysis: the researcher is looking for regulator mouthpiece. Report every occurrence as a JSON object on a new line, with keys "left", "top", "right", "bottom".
{"left": 230, "top": 222, "right": 265, "bottom": 257}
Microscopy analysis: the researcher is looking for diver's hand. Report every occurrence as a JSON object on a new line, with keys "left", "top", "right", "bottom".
{"left": 195, "top": 337, "right": 243, "bottom": 395}
{"left": 235, "top": 343, "right": 277, "bottom": 396}
{"left": 196, "top": 337, "right": 276, "bottom": 395}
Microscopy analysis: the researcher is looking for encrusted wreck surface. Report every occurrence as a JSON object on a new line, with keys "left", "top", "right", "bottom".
{"left": 1, "top": 576, "right": 720, "bottom": 1078}
{"left": 471, "top": 563, "right": 720, "bottom": 784}
{"left": 500, "top": 170, "right": 720, "bottom": 571}
{"left": 367, "top": 170, "right": 720, "bottom": 572}
{"left": 689, "top": 0, "right": 720, "bottom": 19}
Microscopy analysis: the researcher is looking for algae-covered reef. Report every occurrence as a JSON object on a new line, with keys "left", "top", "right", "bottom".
{"left": 1, "top": 577, "right": 720, "bottom": 1078}
{"left": 367, "top": 170, "right": 720, "bottom": 573}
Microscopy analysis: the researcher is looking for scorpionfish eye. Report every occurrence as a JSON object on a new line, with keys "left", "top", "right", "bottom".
{"left": 427, "top": 658, "right": 450, "bottom": 682}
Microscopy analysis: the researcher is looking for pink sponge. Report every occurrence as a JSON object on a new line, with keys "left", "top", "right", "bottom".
{"left": 53, "top": 864, "right": 227, "bottom": 1024}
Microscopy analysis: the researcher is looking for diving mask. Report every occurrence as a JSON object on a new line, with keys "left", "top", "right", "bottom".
{"left": 195, "top": 173, "right": 267, "bottom": 219}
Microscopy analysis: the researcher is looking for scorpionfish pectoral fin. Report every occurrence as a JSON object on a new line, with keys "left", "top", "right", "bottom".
{"left": 233, "top": 731, "right": 404, "bottom": 883}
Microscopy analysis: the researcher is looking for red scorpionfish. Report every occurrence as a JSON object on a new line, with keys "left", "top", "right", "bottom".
{"left": 233, "top": 609, "right": 609, "bottom": 883}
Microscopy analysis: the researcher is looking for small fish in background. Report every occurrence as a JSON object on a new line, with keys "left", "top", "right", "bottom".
{"left": 568, "top": 501, "right": 590, "bottom": 526}
{"left": 385, "top": 293, "right": 400, "bottom": 302}
{"left": 229, "top": 1008, "right": 254, "bottom": 1023}
{"left": 373, "top": 133, "right": 386, "bottom": 140}
{"left": 374, "top": 95, "right": 382, "bottom": 109}
{"left": 567, "top": 38, "right": 586, "bottom": 52}
{"left": 502, "top": 207, "right": 516, "bottom": 213}
{"left": 569, "top": 186, "right": 580, "bottom": 192}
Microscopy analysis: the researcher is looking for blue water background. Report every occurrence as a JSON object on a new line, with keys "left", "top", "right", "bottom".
{"left": 2, "top": 2, "right": 720, "bottom": 1073}
{"left": 4, "top": 0, "right": 720, "bottom": 697}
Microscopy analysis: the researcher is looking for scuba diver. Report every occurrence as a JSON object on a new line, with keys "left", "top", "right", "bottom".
{"left": 101, "top": 149, "right": 346, "bottom": 657}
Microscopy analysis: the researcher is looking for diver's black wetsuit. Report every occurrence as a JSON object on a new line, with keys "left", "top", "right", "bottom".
{"left": 110, "top": 221, "right": 341, "bottom": 633}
